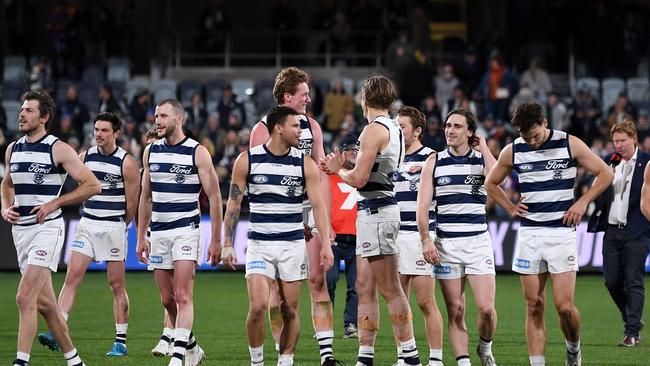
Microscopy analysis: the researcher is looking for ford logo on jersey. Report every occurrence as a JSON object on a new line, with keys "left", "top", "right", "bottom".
{"left": 519, "top": 163, "right": 534, "bottom": 171}
{"left": 150, "top": 164, "right": 160, "bottom": 172}
{"left": 437, "top": 177, "right": 452, "bottom": 185}
{"left": 252, "top": 175, "right": 268, "bottom": 184}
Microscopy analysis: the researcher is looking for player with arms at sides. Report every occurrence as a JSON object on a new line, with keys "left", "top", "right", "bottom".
{"left": 38, "top": 112, "right": 140, "bottom": 357}
{"left": 2, "top": 90, "right": 101, "bottom": 366}
{"left": 136, "top": 99, "right": 224, "bottom": 366}
{"left": 249, "top": 67, "right": 339, "bottom": 365}
{"left": 222, "top": 106, "right": 333, "bottom": 366}
{"left": 417, "top": 108, "right": 498, "bottom": 366}
{"left": 485, "top": 102, "right": 613, "bottom": 366}
{"left": 392, "top": 105, "right": 444, "bottom": 366}
{"left": 321, "top": 75, "right": 422, "bottom": 366}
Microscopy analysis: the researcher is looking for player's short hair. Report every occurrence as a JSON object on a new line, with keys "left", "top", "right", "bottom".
{"left": 145, "top": 125, "right": 158, "bottom": 139}
{"left": 157, "top": 99, "right": 185, "bottom": 118}
{"left": 273, "top": 67, "right": 310, "bottom": 105}
{"left": 444, "top": 108, "right": 478, "bottom": 135}
{"left": 397, "top": 105, "right": 426, "bottom": 141}
{"left": 610, "top": 119, "right": 637, "bottom": 140}
{"left": 361, "top": 75, "right": 397, "bottom": 110}
{"left": 94, "top": 112, "right": 122, "bottom": 132}
{"left": 266, "top": 106, "right": 299, "bottom": 135}
{"left": 512, "top": 102, "right": 545, "bottom": 133}
{"left": 22, "top": 90, "right": 56, "bottom": 125}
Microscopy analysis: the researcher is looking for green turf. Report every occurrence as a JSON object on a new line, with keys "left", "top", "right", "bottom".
{"left": 0, "top": 272, "right": 647, "bottom": 365}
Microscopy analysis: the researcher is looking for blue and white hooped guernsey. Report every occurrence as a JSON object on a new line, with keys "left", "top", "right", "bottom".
{"left": 148, "top": 137, "right": 201, "bottom": 234}
{"left": 9, "top": 135, "right": 67, "bottom": 226}
{"left": 358, "top": 115, "right": 405, "bottom": 210}
{"left": 82, "top": 146, "right": 128, "bottom": 221}
{"left": 393, "top": 146, "right": 436, "bottom": 232}
{"left": 433, "top": 148, "right": 487, "bottom": 238}
{"left": 247, "top": 144, "right": 305, "bottom": 247}
{"left": 512, "top": 129, "right": 576, "bottom": 228}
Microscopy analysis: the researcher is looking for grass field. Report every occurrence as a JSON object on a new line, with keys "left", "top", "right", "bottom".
{"left": 0, "top": 272, "right": 647, "bottom": 366}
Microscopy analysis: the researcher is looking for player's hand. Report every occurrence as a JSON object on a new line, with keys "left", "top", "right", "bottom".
{"left": 319, "top": 149, "right": 345, "bottom": 174}
{"left": 207, "top": 241, "right": 223, "bottom": 267}
{"left": 320, "top": 245, "right": 334, "bottom": 271}
{"left": 328, "top": 226, "right": 336, "bottom": 243}
{"left": 471, "top": 134, "right": 487, "bottom": 151}
{"left": 422, "top": 238, "right": 440, "bottom": 264}
{"left": 509, "top": 198, "right": 528, "bottom": 218}
{"left": 1, "top": 205, "right": 20, "bottom": 224}
{"left": 304, "top": 223, "right": 313, "bottom": 242}
{"left": 563, "top": 200, "right": 587, "bottom": 227}
{"left": 136, "top": 239, "right": 150, "bottom": 264}
{"left": 30, "top": 200, "right": 59, "bottom": 224}
{"left": 221, "top": 245, "right": 237, "bottom": 270}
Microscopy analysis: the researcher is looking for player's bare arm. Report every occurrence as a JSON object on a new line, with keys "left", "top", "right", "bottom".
{"left": 309, "top": 117, "right": 335, "bottom": 241}
{"left": 195, "top": 144, "right": 224, "bottom": 267}
{"left": 250, "top": 122, "right": 270, "bottom": 148}
{"left": 485, "top": 143, "right": 528, "bottom": 217}
{"left": 564, "top": 135, "right": 614, "bottom": 226}
{"left": 122, "top": 154, "right": 141, "bottom": 225}
{"left": 474, "top": 134, "right": 497, "bottom": 176}
{"left": 321, "top": 123, "right": 387, "bottom": 188}
{"left": 304, "top": 155, "right": 334, "bottom": 271}
{"left": 641, "top": 163, "right": 650, "bottom": 220}
{"left": 416, "top": 153, "right": 440, "bottom": 264}
{"left": 1, "top": 142, "right": 18, "bottom": 224}
{"left": 32, "top": 140, "right": 101, "bottom": 224}
{"left": 136, "top": 145, "right": 153, "bottom": 264}
{"left": 221, "top": 151, "right": 248, "bottom": 270}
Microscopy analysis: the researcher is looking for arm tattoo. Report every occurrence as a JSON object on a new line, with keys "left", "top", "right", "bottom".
{"left": 225, "top": 207, "right": 240, "bottom": 241}
{"left": 229, "top": 183, "right": 242, "bottom": 200}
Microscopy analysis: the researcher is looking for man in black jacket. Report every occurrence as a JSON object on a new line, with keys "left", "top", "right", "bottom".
{"left": 588, "top": 119, "right": 650, "bottom": 347}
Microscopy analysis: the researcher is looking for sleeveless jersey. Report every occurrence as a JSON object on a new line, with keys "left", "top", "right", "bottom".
{"left": 394, "top": 146, "right": 436, "bottom": 232}
{"left": 247, "top": 144, "right": 305, "bottom": 247}
{"left": 512, "top": 129, "right": 576, "bottom": 228}
{"left": 357, "top": 116, "right": 404, "bottom": 210}
{"left": 434, "top": 148, "right": 487, "bottom": 238}
{"left": 82, "top": 146, "right": 128, "bottom": 221}
{"left": 148, "top": 137, "right": 201, "bottom": 233}
{"left": 9, "top": 135, "right": 66, "bottom": 226}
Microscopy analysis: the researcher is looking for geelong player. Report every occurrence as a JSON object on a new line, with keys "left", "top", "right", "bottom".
{"left": 417, "top": 109, "right": 498, "bottom": 366}
{"left": 38, "top": 112, "right": 140, "bottom": 357}
{"left": 250, "top": 67, "right": 339, "bottom": 365}
{"left": 136, "top": 99, "right": 223, "bottom": 366}
{"left": 485, "top": 102, "right": 613, "bottom": 366}
{"left": 2, "top": 91, "right": 100, "bottom": 366}
{"left": 222, "top": 106, "right": 334, "bottom": 366}
{"left": 392, "top": 106, "right": 444, "bottom": 366}
{"left": 321, "top": 75, "right": 422, "bottom": 366}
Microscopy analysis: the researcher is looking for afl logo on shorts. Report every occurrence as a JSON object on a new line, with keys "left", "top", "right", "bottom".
{"left": 181, "top": 245, "right": 192, "bottom": 252}
{"left": 252, "top": 175, "right": 268, "bottom": 184}
{"left": 568, "top": 255, "right": 575, "bottom": 262}
{"left": 150, "top": 164, "right": 160, "bottom": 172}
{"left": 35, "top": 250, "right": 47, "bottom": 256}
{"left": 362, "top": 242, "right": 371, "bottom": 249}
{"left": 519, "top": 163, "right": 534, "bottom": 172}
{"left": 10, "top": 164, "right": 19, "bottom": 172}
{"left": 110, "top": 248, "right": 120, "bottom": 254}
{"left": 437, "top": 177, "right": 452, "bottom": 186}
{"left": 416, "top": 260, "right": 426, "bottom": 266}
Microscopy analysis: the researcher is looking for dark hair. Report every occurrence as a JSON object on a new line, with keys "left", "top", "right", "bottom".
{"left": 361, "top": 75, "right": 396, "bottom": 110}
{"left": 157, "top": 99, "right": 185, "bottom": 117}
{"left": 273, "top": 67, "right": 310, "bottom": 105}
{"left": 511, "top": 102, "right": 545, "bottom": 133}
{"left": 444, "top": 108, "right": 479, "bottom": 145}
{"left": 397, "top": 105, "right": 426, "bottom": 141}
{"left": 22, "top": 90, "right": 56, "bottom": 125}
{"left": 266, "top": 106, "right": 299, "bottom": 134}
{"left": 94, "top": 112, "right": 122, "bottom": 132}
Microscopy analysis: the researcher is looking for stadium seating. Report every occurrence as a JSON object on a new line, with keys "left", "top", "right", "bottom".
{"left": 627, "top": 77, "right": 649, "bottom": 104}
{"left": 576, "top": 77, "right": 600, "bottom": 98}
{"left": 254, "top": 79, "right": 276, "bottom": 112}
{"left": 153, "top": 79, "right": 178, "bottom": 104}
{"left": 1, "top": 80, "right": 27, "bottom": 101}
{"left": 232, "top": 78, "right": 255, "bottom": 101}
{"left": 126, "top": 77, "right": 151, "bottom": 104}
{"left": 179, "top": 80, "right": 204, "bottom": 107}
{"left": 206, "top": 79, "right": 226, "bottom": 112}
{"left": 2, "top": 100, "right": 22, "bottom": 133}
{"left": 3, "top": 55, "right": 26, "bottom": 82}
{"left": 602, "top": 77, "right": 625, "bottom": 113}
{"left": 107, "top": 57, "right": 131, "bottom": 83}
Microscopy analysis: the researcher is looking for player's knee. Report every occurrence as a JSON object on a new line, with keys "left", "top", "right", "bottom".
{"left": 64, "top": 271, "right": 84, "bottom": 289}
{"left": 447, "top": 299, "right": 465, "bottom": 319}
{"left": 248, "top": 301, "right": 268, "bottom": 320}
{"left": 109, "top": 280, "right": 126, "bottom": 296}
{"left": 16, "top": 291, "right": 37, "bottom": 312}
{"left": 477, "top": 303, "right": 496, "bottom": 320}
{"left": 555, "top": 301, "right": 576, "bottom": 319}
{"left": 160, "top": 292, "right": 176, "bottom": 310}
{"left": 526, "top": 297, "right": 545, "bottom": 317}
{"left": 173, "top": 288, "right": 192, "bottom": 306}
{"left": 308, "top": 272, "right": 326, "bottom": 291}
{"left": 417, "top": 298, "right": 435, "bottom": 315}
{"left": 280, "top": 304, "right": 298, "bottom": 321}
